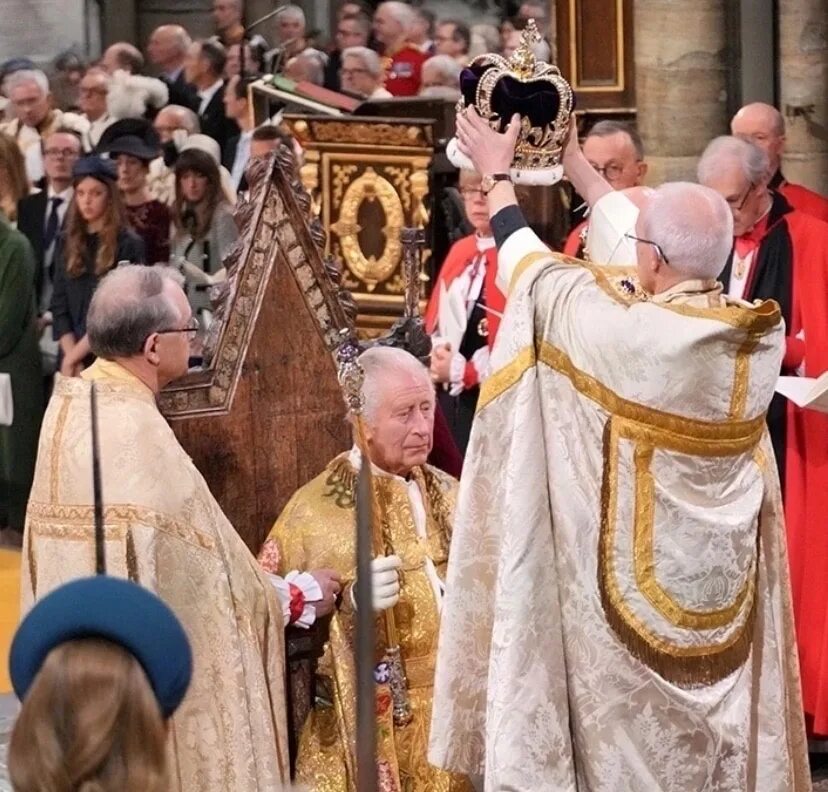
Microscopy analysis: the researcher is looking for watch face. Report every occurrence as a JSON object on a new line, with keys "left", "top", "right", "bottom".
{"left": 481, "top": 175, "right": 494, "bottom": 193}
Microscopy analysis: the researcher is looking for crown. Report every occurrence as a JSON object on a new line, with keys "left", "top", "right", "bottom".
{"left": 452, "top": 20, "right": 575, "bottom": 182}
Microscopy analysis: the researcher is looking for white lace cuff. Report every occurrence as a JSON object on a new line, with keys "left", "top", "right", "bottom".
{"left": 267, "top": 570, "right": 323, "bottom": 629}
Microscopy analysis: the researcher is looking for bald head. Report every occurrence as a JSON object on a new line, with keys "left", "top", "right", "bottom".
{"left": 636, "top": 182, "right": 733, "bottom": 290}
{"left": 147, "top": 25, "right": 192, "bottom": 71}
{"left": 731, "top": 102, "right": 786, "bottom": 175}
{"left": 102, "top": 42, "right": 144, "bottom": 75}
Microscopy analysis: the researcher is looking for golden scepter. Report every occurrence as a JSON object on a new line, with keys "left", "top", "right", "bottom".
{"left": 336, "top": 334, "right": 414, "bottom": 731}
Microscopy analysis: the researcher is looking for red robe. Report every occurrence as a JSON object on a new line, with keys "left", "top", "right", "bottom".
{"left": 780, "top": 211, "right": 828, "bottom": 736}
{"left": 381, "top": 43, "right": 427, "bottom": 97}
{"left": 563, "top": 219, "right": 587, "bottom": 258}
{"left": 425, "top": 234, "right": 506, "bottom": 390}
{"left": 779, "top": 181, "right": 828, "bottom": 224}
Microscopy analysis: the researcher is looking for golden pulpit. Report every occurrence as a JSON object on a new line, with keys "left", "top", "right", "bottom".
{"left": 284, "top": 114, "right": 435, "bottom": 333}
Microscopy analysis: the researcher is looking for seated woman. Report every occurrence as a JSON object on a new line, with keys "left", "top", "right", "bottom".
{"left": 170, "top": 148, "right": 238, "bottom": 320}
{"left": 50, "top": 156, "right": 144, "bottom": 376}
{"left": 8, "top": 576, "right": 192, "bottom": 792}
{"left": 98, "top": 119, "right": 172, "bottom": 265}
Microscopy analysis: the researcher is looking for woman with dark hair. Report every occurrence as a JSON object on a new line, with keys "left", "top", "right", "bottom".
{"left": 171, "top": 147, "right": 238, "bottom": 315}
{"left": 98, "top": 119, "right": 172, "bottom": 265}
{"left": 50, "top": 156, "right": 144, "bottom": 376}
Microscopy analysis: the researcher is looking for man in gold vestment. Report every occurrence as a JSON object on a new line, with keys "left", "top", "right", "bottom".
{"left": 21, "top": 266, "right": 291, "bottom": 791}
{"left": 263, "top": 346, "right": 473, "bottom": 792}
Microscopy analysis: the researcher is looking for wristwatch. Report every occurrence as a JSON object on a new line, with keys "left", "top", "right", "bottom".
{"left": 481, "top": 172, "right": 512, "bottom": 195}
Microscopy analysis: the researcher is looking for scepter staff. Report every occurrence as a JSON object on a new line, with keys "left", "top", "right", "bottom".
{"left": 90, "top": 383, "right": 106, "bottom": 575}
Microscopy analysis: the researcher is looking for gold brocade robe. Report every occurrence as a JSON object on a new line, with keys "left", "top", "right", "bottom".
{"left": 266, "top": 453, "right": 473, "bottom": 792}
{"left": 21, "top": 360, "right": 290, "bottom": 791}
{"left": 429, "top": 226, "right": 811, "bottom": 791}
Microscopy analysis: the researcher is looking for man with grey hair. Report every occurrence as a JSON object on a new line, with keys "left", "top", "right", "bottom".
{"left": 419, "top": 54, "right": 462, "bottom": 100}
{"left": 340, "top": 46, "right": 391, "bottom": 99}
{"left": 0, "top": 69, "right": 79, "bottom": 182}
{"left": 427, "top": 110, "right": 809, "bottom": 789}
{"left": 264, "top": 344, "right": 474, "bottom": 792}
{"left": 283, "top": 49, "right": 326, "bottom": 86}
{"left": 22, "top": 263, "right": 342, "bottom": 790}
{"left": 146, "top": 24, "right": 197, "bottom": 109}
{"left": 564, "top": 119, "right": 648, "bottom": 258}
{"left": 373, "top": 1, "right": 428, "bottom": 96}
{"left": 700, "top": 133, "right": 828, "bottom": 740}
{"left": 731, "top": 101, "right": 828, "bottom": 222}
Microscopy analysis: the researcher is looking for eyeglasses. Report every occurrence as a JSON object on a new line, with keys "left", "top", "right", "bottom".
{"left": 460, "top": 187, "right": 486, "bottom": 199}
{"left": 340, "top": 67, "right": 369, "bottom": 76}
{"left": 44, "top": 147, "right": 80, "bottom": 159}
{"left": 623, "top": 232, "right": 670, "bottom": 265}
{"left": 590, "top": 162, "right": 631, "bottom": 181}
{"left": 728, "top": 183, "right": 755, "bottom": 211}
{"left": 156, "top": 316, "right": 199, "bottom": 340}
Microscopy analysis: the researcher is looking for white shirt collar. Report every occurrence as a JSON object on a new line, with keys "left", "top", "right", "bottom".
{"left": 197, "top": 78, "right": 224, "bottom": 102}
{"left": 475, "top": 234, "right": 495, "bottom": 253}
{"left": 47, "top": 185, "right": 73, "bottom": 202}
{"left": 348, "top": 445, "right": 412, "bottom": 483}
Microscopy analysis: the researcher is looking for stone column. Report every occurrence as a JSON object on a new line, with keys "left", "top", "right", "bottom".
{"left": 778, "top": 0, "right": 828, "bottom": 195}
{"left": 634, "top": 0, "right": 729, "bottom": 184}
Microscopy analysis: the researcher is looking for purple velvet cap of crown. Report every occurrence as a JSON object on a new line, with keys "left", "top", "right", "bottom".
{"left": 459, "top": 63, "right": 575, "bottom": 132}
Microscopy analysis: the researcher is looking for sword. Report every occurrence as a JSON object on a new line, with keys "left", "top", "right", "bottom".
{"left": 90, "top": 383, "right": 106, "bottom": 575}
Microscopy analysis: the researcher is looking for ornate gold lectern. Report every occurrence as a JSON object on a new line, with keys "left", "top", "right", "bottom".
{"left": 285, "top": 115, "right": 435, "bottom": 333}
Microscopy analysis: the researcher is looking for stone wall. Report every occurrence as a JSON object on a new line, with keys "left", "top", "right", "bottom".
{"left": 633, "top": 0, "right": 729, "bottom": 185}
{"left": 778, "top": 0, "right": 828, "bottom": 194}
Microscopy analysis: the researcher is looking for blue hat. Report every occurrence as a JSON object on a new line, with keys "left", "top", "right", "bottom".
{"left": 9, "top": 576, "right": 192, "bottom": 718}
{"left": 72, "top": 155, "right": 118, "bottom": 183}
{"left": 0, "top": 58, "right": 36, "bottom": 81}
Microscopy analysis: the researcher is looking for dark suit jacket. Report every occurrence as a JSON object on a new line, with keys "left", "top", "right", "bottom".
{"left": 162, "top": 70, "right": 198, "bottom": 111}
{"left": 17, "top": 191, "right": 49, "bottom": 311}
{"left": 198, "top": 82, "right": 239, "bottom": 151}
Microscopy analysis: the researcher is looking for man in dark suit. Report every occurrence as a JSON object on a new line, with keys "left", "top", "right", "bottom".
{"left": 183, "top": 39, "right": 239, "bottom": 151}
{"left": 221, "top": 75, "right": 256, "bottom": 193}
{"left": 146, "top": 24, "right": 198, "bottom": 110}
{"left": 17, "top": 128, "right": 82, "bottom": 387}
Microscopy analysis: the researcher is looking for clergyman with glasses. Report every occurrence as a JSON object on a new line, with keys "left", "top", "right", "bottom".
{"left": 21, "top": 264, "right": 299, "bottom": 791}
{"left": 424, "top": 168, "right": 507, "bottom": 453}
{"left": 563, "top": 119, "right": 648, "bottom": 259}
{"left": 428, "top": 109, "right": 809, "bottom": 788}
{"left": 699, "top": 134, "right": 828, "bottom": 741}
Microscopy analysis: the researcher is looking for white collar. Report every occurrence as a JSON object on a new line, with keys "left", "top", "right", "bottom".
{"left": 348, "top": 445, "right": 413, "bottom": 484}
{"left": 197, "top": 78, "right": 224, "bottom": 101}
{"left": 47, "top": 185, "right": 73, "bottom": 202}
{"left": 475, "top": 234, "right": 495, "bottom": 253}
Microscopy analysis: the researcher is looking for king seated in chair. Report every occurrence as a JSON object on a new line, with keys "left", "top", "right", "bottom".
{"left": 260, "top": 345, "right": 474, "bottom": 792}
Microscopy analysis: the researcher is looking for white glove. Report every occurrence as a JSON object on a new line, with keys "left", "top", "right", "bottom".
{"left": 179, "top": 259, "right": 227, "bottom": 286}
{"left": 351, "top": 555, "right": 402, "bottom": 612}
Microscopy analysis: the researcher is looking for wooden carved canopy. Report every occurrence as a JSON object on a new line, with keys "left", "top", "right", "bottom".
{"left": 158, "top": 148, "right": 358, "bottom": 553}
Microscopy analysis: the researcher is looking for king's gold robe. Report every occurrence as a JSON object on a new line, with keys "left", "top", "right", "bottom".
{"left": 21, "top": 360, "right": 290, "bottom": 791}
{"left": 429, "top": 227, "right": 811, "bottom": 791}
{"left": 265, "top": 452, "right": 473, "bottom": 792}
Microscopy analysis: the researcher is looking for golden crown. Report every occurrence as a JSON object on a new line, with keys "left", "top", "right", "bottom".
{"left": 458, "top": 20, "right": 574, "bottom": 173}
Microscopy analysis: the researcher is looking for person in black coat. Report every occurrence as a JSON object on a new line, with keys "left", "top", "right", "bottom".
{"left": 183, "top": 39, "right": 239, "bottom": 151}
{"left": 50, "top": 156, "right": 144, "bottom": 377}
{"left": 146, "top": 24, "right": 199, "bottom": 110}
